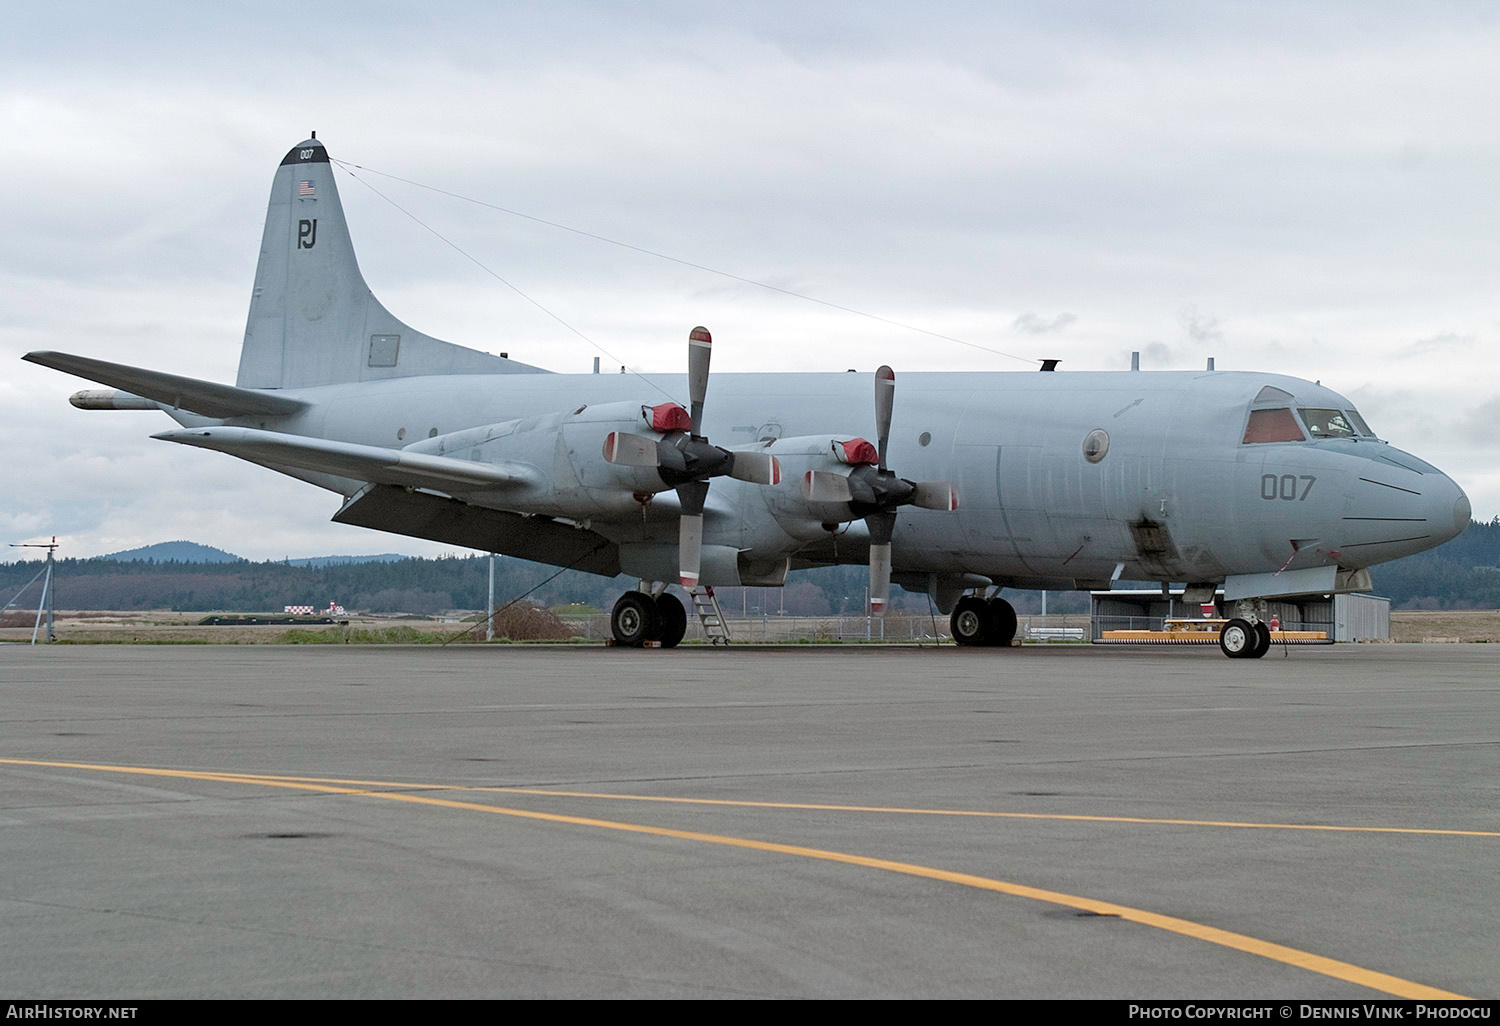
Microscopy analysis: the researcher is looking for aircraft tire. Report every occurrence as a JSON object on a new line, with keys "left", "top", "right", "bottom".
{"left": 1219, "top": 618, "right": 1256, "bottom": 658}
{"left": 987, "top": 597, "right": 1018, "bottom": 646}
{"left": 951, "top": 597, "right": 994, "bottom": 646}
{"left": 655, "top": 593, "right": 688, "bottom": 649}
{"left": 1250, "top": 621, "right": 1272, "bottom": 659}
{"left": 611, "top": 591, "right": 659, "bottom": 647}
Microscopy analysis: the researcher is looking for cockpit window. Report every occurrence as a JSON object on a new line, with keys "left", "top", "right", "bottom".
{"left": 1299, "top": 408, "right": 1359, "bottom": 439}
{"left": 1345, "top": 409, "right": 1374, "bottom": 437}
{"left": 1253, "top": 385, "right": 1295, "bottom": 404}
{"left": 1243, "top": 408, "right": 1305, "bottom": 443}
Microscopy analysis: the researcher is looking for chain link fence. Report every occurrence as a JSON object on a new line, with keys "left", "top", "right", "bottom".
{"left": 556, "top": 611, "right": 1095, "bottom": 644}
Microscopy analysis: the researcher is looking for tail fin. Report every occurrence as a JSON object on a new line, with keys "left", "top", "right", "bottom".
{"left": 236, "top": 137, "right": 546, "bottom": 389}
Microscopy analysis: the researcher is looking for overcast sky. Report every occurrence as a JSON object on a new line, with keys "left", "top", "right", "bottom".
{"left": 3, "top": 1, "right": 1496, "bottom": 562}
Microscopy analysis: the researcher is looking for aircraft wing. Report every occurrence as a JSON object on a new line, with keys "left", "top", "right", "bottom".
{"left": 333, "top": 484, "right": 622, "bottom": 576}
{"left": 23, "top": 351, "right": 308, "bottom": 418}
{"left": 153, "top": 426, "right": 530, "bottom": 492}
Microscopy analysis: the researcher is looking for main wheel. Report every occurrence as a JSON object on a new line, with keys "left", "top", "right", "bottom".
{"left": 611, "top": 591, "right": 659, "bottom": 647}
{"left": 987, "top": 597, "right": 1018, "bottom": 646}
{"left": 951, "top": 596, "right": 994, "bottom": 646}
{"left": 655, "top": 593, "right": 688, "bottom": 648}
{"left": 1250, "top": 621, "right": 1272, "bottom": 659}
{"left": 1219, "top": 617, "right": 1256, "bottom": 658}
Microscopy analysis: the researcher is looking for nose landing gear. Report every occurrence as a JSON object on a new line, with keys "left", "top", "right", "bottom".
{"left": 1219, "top": 602, "right": 1273, "bottom": 659}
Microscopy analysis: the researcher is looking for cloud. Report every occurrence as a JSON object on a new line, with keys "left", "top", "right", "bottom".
{"left": 5, "top": 0, "right": 1500, "bottom": 561}
{"left": 1179, "top": 305, "right": 1224, "bottom": 346}
{"left": 1012, "top": 311, "right": 1077, "bottom": 334}
{"left": 1395, "top": 330, "right": 1476, "bottom": 359}
{"left": 1456, "top": 397, "right": 1500, "bottom": 447}
{"left": 1142, "top": 342, "right": 1176, "bottom": 366}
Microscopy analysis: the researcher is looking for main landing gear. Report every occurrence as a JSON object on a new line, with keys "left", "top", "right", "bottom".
{"left": 610, "top": 590, "right": 688, "bottom": 648}
{"left": 950, "top": 595, "right": 1018, "bottom": 647}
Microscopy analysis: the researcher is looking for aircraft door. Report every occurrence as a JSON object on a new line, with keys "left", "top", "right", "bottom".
{"left": 954, "top": 443, "right": 1008, "bottom": 569}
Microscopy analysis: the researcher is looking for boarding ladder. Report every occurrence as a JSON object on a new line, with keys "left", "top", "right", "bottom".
{"left": 691, "top": 586, "right": 732, "bottom": 645}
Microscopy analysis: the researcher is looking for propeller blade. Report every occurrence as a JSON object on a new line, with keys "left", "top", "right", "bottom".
{"left": 803, "top": 470, "right": 854, "bottom": 503}
{"left": 909, "top": 481, "right": 958, "bottom": 511}
{"left": 869, "top": 543, "right": 891, "bottom": 616}
{"left": 874, "top": 365, "right": 895, "bottom": 471}
{"left": 676, "top": 479, "right": 709, "bottom": 589}
{"left": 688, "top": 326, "right": 712, "bottom": 437}
{"left": 728, "top": 451, "right": 782, "bottom": 485}
{"left": 866, "top": 510, "right": 896, "bottom": 616}
{"left": 679, "top": 514, "right": 703, "bottom": 589}
{"left": 603, "top": 431, "right": 662, "bottom": 468}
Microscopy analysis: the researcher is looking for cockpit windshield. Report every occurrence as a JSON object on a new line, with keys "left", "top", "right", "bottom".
{"left": 1243, "top": 408, "right": 1304, "bottom": 443}
{"left": 1300, "top": 408, "right": 1372, "bottom": 439}
{"left": 1242, "top": 406, "right": 1377, "bottom": 444}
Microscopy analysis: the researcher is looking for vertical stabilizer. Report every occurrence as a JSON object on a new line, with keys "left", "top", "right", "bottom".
{"left": 236, "top": 137, "right": 545, "bottom": 389}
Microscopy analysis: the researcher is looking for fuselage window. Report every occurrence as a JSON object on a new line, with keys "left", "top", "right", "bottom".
{"left": 1242, "top": 408, "right": 1305, "bottom": 444}
{"left": 1299, "top": 408, "right": 1358, "bottom": 439}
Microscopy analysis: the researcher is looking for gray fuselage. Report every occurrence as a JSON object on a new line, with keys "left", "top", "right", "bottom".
{"left": 189, "top": 365, "right": 1468, "bottom": 590}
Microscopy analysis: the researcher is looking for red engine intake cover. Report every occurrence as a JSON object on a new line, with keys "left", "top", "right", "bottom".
{"left": 832, "top": 438, "right": 878, "bottom": 465}
{"left": 645, "top": 403, "right": 692, "bottom": 433}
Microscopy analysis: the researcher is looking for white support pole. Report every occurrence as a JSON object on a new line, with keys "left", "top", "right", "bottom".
{"left": 31, "top": 559, "right": 52, "bottom": 645}
{"left": 486, "top": 554, "right": 496, "bottom": 642}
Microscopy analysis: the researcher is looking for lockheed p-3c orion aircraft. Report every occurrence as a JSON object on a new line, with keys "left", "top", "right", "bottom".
{"left": 23, "top": 137, "right": 1471, "bottom": 657}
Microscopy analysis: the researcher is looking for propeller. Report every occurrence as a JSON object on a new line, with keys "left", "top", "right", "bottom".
{"left": 602, "top": 326, "right": 781, "bottom": 588}
{"left": 802, "top": 365, "right": 957, "bottom": 615}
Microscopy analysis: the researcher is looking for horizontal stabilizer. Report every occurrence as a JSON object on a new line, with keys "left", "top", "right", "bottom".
{"left": 25, "top": 351, "right": 307, "bottom": 419}
{"left": 153, "top": 426, "right": 529, "bottom": 492}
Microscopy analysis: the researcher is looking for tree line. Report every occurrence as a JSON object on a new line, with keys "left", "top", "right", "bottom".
{"left": 4, "top": 520, "right": 1497, "bottom": 615}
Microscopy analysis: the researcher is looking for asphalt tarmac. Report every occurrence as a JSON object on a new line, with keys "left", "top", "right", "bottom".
{"left": 0, "top": 643, "right": 1495, "bottom": 999}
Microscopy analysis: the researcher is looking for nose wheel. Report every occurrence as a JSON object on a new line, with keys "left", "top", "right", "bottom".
{"left": 1219, "top": 618, "right": 1272, "bottom": 659}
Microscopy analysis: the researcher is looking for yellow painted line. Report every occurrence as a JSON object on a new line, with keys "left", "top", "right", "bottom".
{"left": 9, "top": 760, "right": 1489, "bottom": 839}
{"left": 0, "top": 757, "right": 1468, "bottom": 1000}
{"left": 475, "top": 788, "right": 1500, "bottom": 839}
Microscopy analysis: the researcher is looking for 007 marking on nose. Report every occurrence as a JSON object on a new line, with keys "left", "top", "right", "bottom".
{"left": 1260, "top": 474, "right": 1316, "bottom": 501}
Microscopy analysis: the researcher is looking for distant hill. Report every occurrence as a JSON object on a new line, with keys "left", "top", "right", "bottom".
{"left": 102, "top": 541, "right": 242, "bottom": 563}
{"left": 97, "top": 542, "right": 412, "bottom": 568}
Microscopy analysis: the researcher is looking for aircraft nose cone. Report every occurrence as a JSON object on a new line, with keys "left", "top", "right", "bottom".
{"left": 1342, "top": 449, "right": 1469, "bottom": 563}
{"left": 1435, "top": 474, "right": 1471, "bottom": 545}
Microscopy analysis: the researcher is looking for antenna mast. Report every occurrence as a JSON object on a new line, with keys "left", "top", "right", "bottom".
{"left": 7, "top": 537, "right": 58, "bottom": 644}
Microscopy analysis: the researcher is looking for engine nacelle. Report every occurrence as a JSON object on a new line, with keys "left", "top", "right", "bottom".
{"left": 757, "top": 434, "right": 867, "bottom": 536}
{"left": 404, "top": 401, "right": 683, "bottom": 518}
